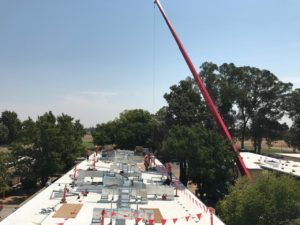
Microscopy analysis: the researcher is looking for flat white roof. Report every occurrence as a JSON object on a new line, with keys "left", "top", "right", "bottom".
{"left": 276, "top": 153, "right": 300, "bottom": 159}
{"left": 240, "top": 152, "right": 263, "bottom": 170}
{"left": 240, "top": 152, "right": 300, "bottom": 178}
{"left": 0, "top": 151, "right": 224, "bottom": 225}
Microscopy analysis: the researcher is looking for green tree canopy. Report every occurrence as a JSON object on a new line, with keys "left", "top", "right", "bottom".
{"left": 163, "top": 77, "right": 208, "bottom": 128}
{"left": 161, "top": 125, "right": 236, "bottom": 202}
{"left": 0, "top": 111, "right": 21, "bottom": 144}
{"left": 93, "top": 121, "right": 117, "bottom": 147}
{"left": 284, "top": 89, "right": 300, "bottom": 151}
{"left": 216, "top": 172, "right": 300, "bottom": 225}
{"left": 93, "top": 109, "right": 155, "bottom": 150}
{"left": 161, "top": 63, "right": 292, "bottom": 154}
{"left": 199, "top": 62, "right": 238, "bottom": 132}
{"left": 162, "top": 74, "right": 236, "bottom": 195}
{"left": 12, "top": 111, "right": 85, "bottom": 187}
{"left": 151, "top": 106, "right": 168, "bottom": 152}
{"left": 0, "top": 123, "right": 9, "bottom": 144}
{"left": 231, "top": 67, "right": 292, "bottom": 152}
{"left": 0, "top": 152, "right": 11, "bottom": 198}
{"left": 286, "top": 88, "right": 300, "bottom": 119}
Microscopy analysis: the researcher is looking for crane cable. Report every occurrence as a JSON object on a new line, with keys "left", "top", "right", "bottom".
{"left": 152, "top": 3, "right": 156, "bottom": 116}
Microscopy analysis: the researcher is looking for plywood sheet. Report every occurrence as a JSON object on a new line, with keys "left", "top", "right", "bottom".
{"left": 140, "top": 208, "right": 163, "bottom": 223}
{"left": 53, "top": 204, "right": 83, "bottom": 218}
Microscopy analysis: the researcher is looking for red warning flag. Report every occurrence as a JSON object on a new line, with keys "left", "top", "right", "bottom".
{"left": 136, "top": 218, "right": 142, "bottom": 224}
{"left": 161, "top": 219, "right": 167, "bottom": 225}
{"left": 185, "top": 216, "right": 190, "bottom": 221}
{"left": 196, "top": 213, "right": 202, "bottom": 220}
{"left": 173, "top": 218, "right": 178, "bottom": 224}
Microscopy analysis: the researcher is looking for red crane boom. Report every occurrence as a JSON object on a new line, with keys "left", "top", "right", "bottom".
{"left": 154, "top": 0, "right": 251, "bottom": 179}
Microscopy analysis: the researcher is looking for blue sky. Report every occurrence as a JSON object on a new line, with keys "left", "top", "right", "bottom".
{"left": 1, "top": 0, "right": 299, "bottom": 127}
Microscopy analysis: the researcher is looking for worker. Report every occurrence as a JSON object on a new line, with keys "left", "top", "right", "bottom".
{"left": 94, "top": 145, "right": 100, "bottom": 156}
{"left": 150, "top": 155, "right": 156, "bottom": 168}
{"left": 45, "top": 178, "right": 51, "bottom": 187}
{"left": 144, "top": 154, "right": 150, "bottom": 171}
{"left": 162, "top": 177, "right": 170, "bottom": 186}
{"left": 167, "top": 163, "right": 172, "bottom": 182}
{"left": 86, "top": 148, "right": 90, "bottom": 161}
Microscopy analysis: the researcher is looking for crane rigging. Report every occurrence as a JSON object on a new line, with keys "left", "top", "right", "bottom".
{"left": 154, "top": 0, "right": 251, "bottom": 179}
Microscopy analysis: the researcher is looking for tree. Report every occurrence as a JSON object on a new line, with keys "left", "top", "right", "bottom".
{"left": 216, "top": 172, "right": 300, "bottom": 225}
{"left": 161, "top": 125, "right": 236, "bottom": 202}
{"left": 163, "top": 77, "right": 208, "bottom": 128}
{"left": 161, "top": 126, "right": 192, "bottom": 186}
{"left": 93, "top": 109, "right": 155, "bottom": 150}
{"left": 199, "top": 62, "right": 237, "bottom": 132}
{"left": 12, "top": 144, "right": 38, "bottom": 189}
{"left": 231, "top": 67, "right": 292, "bottom": 153}
{"left": 285, "top": 89, "right": 300, "bottom": 151}
{"left": 162, "top": 76, "right": 237, "bottom": 193}
{"left": 161, "top": 78, "right": 202, "bottom": 182}
{"left": 264, "top": 122, "right": 289, "bottom": 148}
{"left": 151, "top": 107, "right": 168, "bottom": 153}
{"left": 0, "top": 111, "right": 21, "bottom": 144}
{"left": 93, "top": 121, "right": 116, "bottom": 147}
{"left": 284, "top": 120, "right": 300, "bottom": 152}
{"left": 18, "top": 117, "right": 39, "bottom": 144}
{"left": 228, "top": 66, "right": 253, "bottom": 149}
{"left": 0, "top": 123, "right": 9, "bottom": 144}
{"left": 286, "top": 89, "right": 300, "bottom": 119}
{"left": 0, "top": 153, "right": 11, "bottom": 198}
{"left": 56, "top": 114, "right": 85, "bottom": 170}
{"left": 217, "top": 63, "right": 239, "bottom": 134}
{"left": 12, "top": 111, "right": 85, "bottom": 187}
